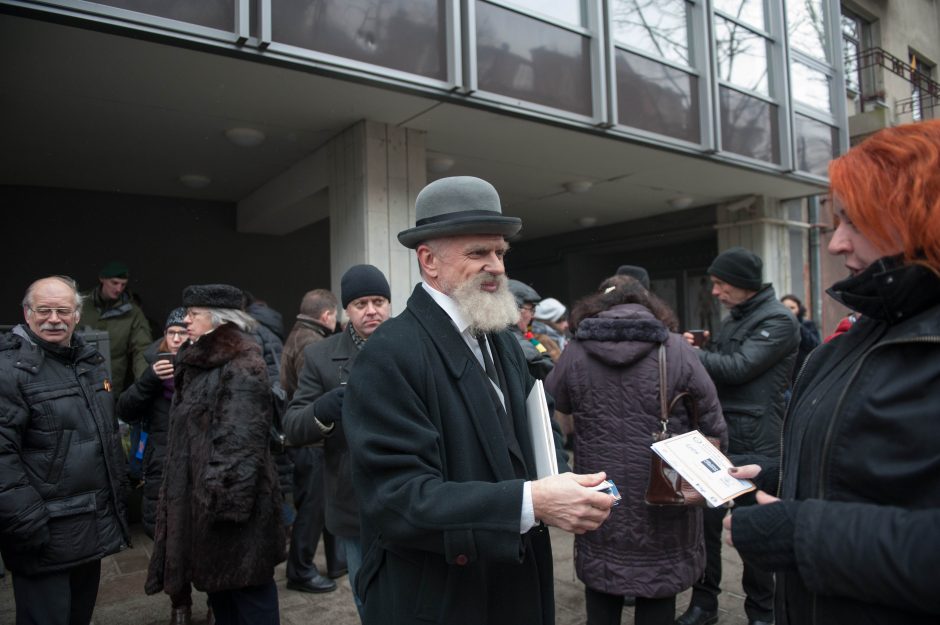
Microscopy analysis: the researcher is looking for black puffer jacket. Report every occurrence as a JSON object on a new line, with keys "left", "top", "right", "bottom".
{"left": 0, "top": 325, "right": 129, "bottom": 575}
{"left": 116, "top": 340, "right": 173, "bottom": 537}
{"left": 733, "top": 258, "right": 940, "bottom": 625}
{"left": 699, "top": 285, "right": 798, "bottom": 456}
{"left": 145, "top": 323, "right": 286, "bottom": 596}
{"left": 545, "top": 304, "right": 726, "bottom": 597}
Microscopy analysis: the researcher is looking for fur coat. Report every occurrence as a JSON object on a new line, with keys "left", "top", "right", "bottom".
{"left": 145, "top": 323, "right": 285, "bottom": 596}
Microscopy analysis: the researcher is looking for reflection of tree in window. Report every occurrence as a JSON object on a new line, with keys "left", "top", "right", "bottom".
{"left": 715, "top": 16, "right": 769, "bottom": 95}
{"left": 609, "top": 0, "right": 690, "bottom": 66}
{"left": 910, "top": 53, "right": 934, "bottom": 122}
{"left": 787, "top": 0, "right": 827, "bottom": 62}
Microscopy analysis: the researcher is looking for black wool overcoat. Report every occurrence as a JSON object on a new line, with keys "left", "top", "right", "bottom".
{"left": 145, "top": 323, "right": 286, "bottom": 596}
{"left": 344, "top": 285, "right": 569, "bottom": 625}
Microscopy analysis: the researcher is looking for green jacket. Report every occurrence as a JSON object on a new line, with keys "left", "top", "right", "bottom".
{"left": 81, "top": 288, "right": 153, "bottom": 396}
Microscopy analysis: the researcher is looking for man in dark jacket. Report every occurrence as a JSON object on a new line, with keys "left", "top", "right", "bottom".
{"left": 0, "top": 275, "right": 129, "bottom": 625}
{"left": 343, "top": 176, "right": 616, "bottom": 625}
{"left": 282, "top": 266, "right": 391, "bottom": 611}
{"left": 507, "top": 279, "right": 555, "bottom": 379}
{"left": 279, "top": 287, "right": 345, "bottom": 595}
{"left": 677, "top": 247, "right": 799, "bottom": 625}
{"left": 80, "top": 261, "right": 153, "bottom": 395}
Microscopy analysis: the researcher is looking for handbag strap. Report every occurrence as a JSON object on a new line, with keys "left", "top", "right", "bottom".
{"left": 657, "top": 342, "right": 701, "bottom": 433}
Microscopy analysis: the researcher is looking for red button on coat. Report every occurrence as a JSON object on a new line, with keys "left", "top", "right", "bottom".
{"left": 455, "top": 554, "right": 469, "bottom": 566}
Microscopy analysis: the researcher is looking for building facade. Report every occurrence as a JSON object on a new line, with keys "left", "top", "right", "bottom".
{"left": 0, "top": 0, "right": 935, "bottom": 329}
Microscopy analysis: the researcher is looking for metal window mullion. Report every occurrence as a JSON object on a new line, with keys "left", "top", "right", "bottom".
{"left": 706, "top": 0, "right": 723, "bottom": 153}
{"left": 446, "top": 0, "right": 463, "bottom": 88}
{"left": 235, "top": 0, "right": 249, "bottom": 44}
{"left": 690, "top": 0, "right": 714, "bottom": 150}
{"left": 461, "top": 0, "right": 478, "bottom": 94}
{"left": 257, "top": 0, "right": 271, "bottom": 48}
{"left": 766, "top": 0, "right": 792, "bottom": 171}
{"left": 592, "top": 0, "right": 612, "bottom": 126}
{"left": 826, "top": 0, "right": 849, "bottom": 154}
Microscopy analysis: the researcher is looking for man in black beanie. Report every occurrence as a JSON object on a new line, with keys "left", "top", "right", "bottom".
{"left": 676, "top": 247, "right": 799, "bottom": 625}
{"left": 281, "top": 264, "right": 391, "bottom": 612}
{"left": 615, "top": 264, "right": 651, "bottom": 290}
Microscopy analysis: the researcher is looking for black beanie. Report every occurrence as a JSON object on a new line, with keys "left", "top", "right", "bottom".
{"left": 341, "top": 265, "right": 391, "bottom": 308}
{"left": 615, "top": 265, "right": 651, "bottom": 290}
{"left": 181, "top": 284, "right": 245, "bottom": 309}
{"left": 708, "top": 247, "right": 763, "bottom": 291}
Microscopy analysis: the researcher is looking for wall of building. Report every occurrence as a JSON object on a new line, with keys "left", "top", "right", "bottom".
{"left": 1, "top": 186, "right": 331, "bottom": 333}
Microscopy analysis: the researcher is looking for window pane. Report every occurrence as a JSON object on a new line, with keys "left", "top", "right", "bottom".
{"left": 476, "top": 1, "right": 593, "bottom": 115}
{"left": 794, "top": 114, "right": 837, "bottom": 176}
{"left": 713, "top": 0, "right": 764, "bottom": 30}
{"left": 615, "top": 49, "right": 700, "bottom": 142}
{"left": 500, "top": 0, "right": 584, "bottom": 27}
{"left": 273, "top": 0, "right": 446, "bottom": 81}
{"left": 715, "top": 17, "right": 769, "bottom": 95}
{"left": 791, "top": 60, "right": 831, "bottom": 111}
{"left": 720, "top": 86, "right": 779, "bottom": 163}
{"left": 610, "top": 0, "right": 690, "bottom": 66}
{"left": 787, "top": 0, "right": 828, "bottom": 61}
{"left": 840, "top": 13, "right": 858, "bottom": 41}
{"left": 91, "top": 0, "right": 234, "bottom": 30}
{"left": 842, "top": 37, "right": 860, "bottom": 93}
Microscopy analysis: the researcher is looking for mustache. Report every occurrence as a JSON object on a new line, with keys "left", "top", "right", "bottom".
{"left": 40, "top": 322, "right": 69, "bottom": 332}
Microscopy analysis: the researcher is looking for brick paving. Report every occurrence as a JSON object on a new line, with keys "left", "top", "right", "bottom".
{"left": 0, "top": 522, "right": 749, "bottom": 624}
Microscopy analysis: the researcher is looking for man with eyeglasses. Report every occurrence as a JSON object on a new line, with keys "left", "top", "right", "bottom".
{"left": 0, "top": 275, "right": 130, "bottom": 625}
{"left": 80, "top": 260, "right": 153, "bottom": 396}
{"left": 508, "top": 279, "right": 555, "bottom": 379}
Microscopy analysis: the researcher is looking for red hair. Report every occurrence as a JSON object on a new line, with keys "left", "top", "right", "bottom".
{"left": 828, "top": 119, "right": 940, "bottom": 273}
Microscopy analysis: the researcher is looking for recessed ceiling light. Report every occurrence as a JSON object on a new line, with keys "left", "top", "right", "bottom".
{"left": 564, "top": 180, "right": 593, "bottom": 194}
{"left": 179, "top": 174, "right": 211, "bottom": 189}
{"left": 668, "top": 195, "right": 694, "bottom": 209}
{"left": 577, "top": 216, "right": 598, "bottom": 228}
{"left": 426, "top": 154, "right": 456, "bottom": 173}
{"left": 225, "top": 127, "right": 266, "bottom": 148}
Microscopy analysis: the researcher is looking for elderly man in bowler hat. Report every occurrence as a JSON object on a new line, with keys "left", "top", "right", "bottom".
{"left": 343, "top": 176, "right": 616, "bottom": 625}
{"left": 675, "top": 247, "right": 799, "bottom": 625}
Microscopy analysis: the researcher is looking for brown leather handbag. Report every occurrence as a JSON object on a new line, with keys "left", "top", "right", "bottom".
{"left": 645, "top": 343, "right": 720, "bottom": 507}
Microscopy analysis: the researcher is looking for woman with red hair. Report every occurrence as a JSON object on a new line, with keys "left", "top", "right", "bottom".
{"left": 725, "top": 119, "right": 940, "bottom": 625}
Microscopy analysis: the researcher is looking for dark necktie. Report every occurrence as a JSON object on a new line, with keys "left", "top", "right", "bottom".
{"left": 477, "top": 334, "right": 499, "bottom": 389}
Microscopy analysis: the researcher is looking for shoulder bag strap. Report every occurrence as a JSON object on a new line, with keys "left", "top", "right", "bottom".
{"left": 658, "top": 343, "right": 668, "bottom": 434}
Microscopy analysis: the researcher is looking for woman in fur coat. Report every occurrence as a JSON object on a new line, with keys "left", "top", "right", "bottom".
{"left": 145, "top": 284, "right": 286, "bottom": 625}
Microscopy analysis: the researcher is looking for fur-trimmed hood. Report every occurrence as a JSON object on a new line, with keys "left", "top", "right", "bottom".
{"left": 177, "top": 322, "right": 261, "bottom": 370}
{"left": 575, "top": 303, "right": 668, "bottom": 367}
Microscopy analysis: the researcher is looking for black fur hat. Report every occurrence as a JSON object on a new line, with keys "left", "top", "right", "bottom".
{"left": 181, "top": 284, "right": 245, "bottom": 310}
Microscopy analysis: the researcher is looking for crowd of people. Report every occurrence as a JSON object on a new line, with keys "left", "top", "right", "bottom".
{"left": 0, "top": 119, "right": 937, "bottom": 625}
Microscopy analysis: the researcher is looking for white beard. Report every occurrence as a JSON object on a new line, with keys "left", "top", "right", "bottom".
{"left": 449, "top": 273, "right": 520, "bottom": 335}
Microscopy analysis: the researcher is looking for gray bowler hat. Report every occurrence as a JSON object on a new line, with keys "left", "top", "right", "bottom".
{"left": 397, "top": 176, "right": 522, "bottom": 248}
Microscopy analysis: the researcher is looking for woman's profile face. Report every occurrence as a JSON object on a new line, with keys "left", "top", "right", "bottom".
{"left": 827, "top": 197, "right": 901, "bottom": 276}
{"left": 782, "top": 298, "right": 800, "bottom": 317}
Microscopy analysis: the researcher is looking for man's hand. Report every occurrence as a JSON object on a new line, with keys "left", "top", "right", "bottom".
{"left": 313, "top": 386, "right": 345, "bottom": 424}
{"left": 531, "top": 472, "right": 615, "bottom": 534}
{"left": 723, "top": 490, "right": 780, "bottom": 546}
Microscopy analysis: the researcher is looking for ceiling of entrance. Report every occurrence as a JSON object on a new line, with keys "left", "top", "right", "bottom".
{"left": 1, "top": 10, "right": 826, "bottom": 241}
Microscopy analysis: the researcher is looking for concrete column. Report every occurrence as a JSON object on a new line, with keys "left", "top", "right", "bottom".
{"left": 326, "top": 121, "right": 426, "bottom": 315}
{"left": 714, "top": 195, "right": 796, "bottom": 297}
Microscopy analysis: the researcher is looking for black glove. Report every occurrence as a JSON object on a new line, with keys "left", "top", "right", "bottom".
{"left": 731, "top": 500, "right": 801, "bottom": 571}
{"left": 313, "top": 386, "right": 345, "bottom": 425}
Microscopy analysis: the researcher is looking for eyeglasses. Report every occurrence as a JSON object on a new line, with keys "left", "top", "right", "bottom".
{"left": 30, "top": 307, "right": 75, "bottom": 319}
{"left": 521, "top": 305, "right": 536, "bottom": 313}
{"left": 166, "top": 330, "right": 188, "bottom": 339}
{"left": 186, "top": 309, "right": 210, "bottom": 318}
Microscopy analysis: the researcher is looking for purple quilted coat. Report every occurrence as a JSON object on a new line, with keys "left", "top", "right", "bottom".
{"left": 545, "top": 303, "right": 726, "bottom": 598}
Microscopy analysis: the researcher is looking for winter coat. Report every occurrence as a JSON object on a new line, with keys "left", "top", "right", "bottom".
{"left": 0, "top": 325, "right": 129, "bottom": 576}
{"left": 344, "top": 285, "right": 569, "bottom": 625}
{"left": 280, "top": 316, "right": 333, "bottom": 400}
{"left": 545, "top": 304, "right": 726, "bottom": 598}
{"left": 81, "top": 288, "right": 153, "bottom": 395}
{"left": 698, "top": 285, "right": 798, "bottom": 456}
{"left": 509, "top": 325, "right": 554, "bottom": 379}
{"left": 145, "top": 323, "right": 286, "bottom": 596}
{"left": 248, "top": 302, "right": 285, "bottom": 341}
{"left": 115, "top": 340, "right": 174, "bottom": 537}
{"left": 283, "top": 328, "right": 360, "bottom": 537}
{"left": 790, "top": 318, "right": 821, "bottom": 384}
{"left": 743, "top": 259, "right": 940, "bottom": 625}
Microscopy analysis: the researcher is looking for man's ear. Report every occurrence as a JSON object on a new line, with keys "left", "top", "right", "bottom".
{"left": 416, "top": 244, "right": 438, "bottom": 279}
